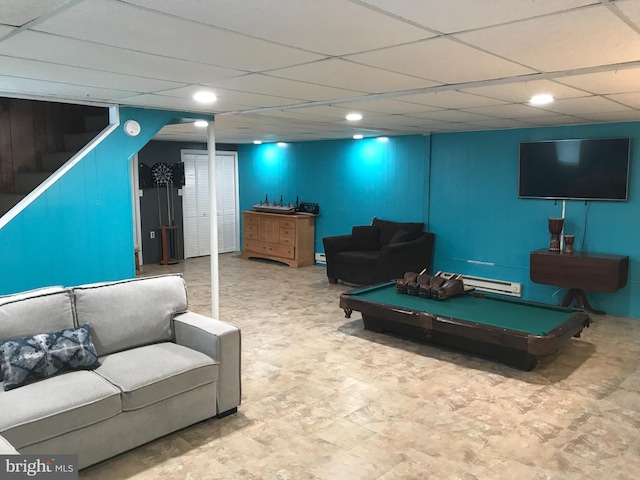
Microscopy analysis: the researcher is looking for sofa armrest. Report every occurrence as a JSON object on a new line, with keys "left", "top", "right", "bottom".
{"left": 322, "top": 234, "right": 354, "bottom": 256}
{"left": 0, "top": 434, "right": 19, "bottom": 454}
{"left": 376, "top": 232, "right": 435, "bottom": 282}
{"left": 173, "top": 311, "right": 241, "bottom": 415}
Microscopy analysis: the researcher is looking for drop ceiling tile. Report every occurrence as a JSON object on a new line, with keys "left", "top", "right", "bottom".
{"left": 0, "top": 75, "right": 136, "bottom": 101}
{"left": 465, "top": 103, "right": 558, "bottom": 118}
{"left": 358, "top": 114, "right": 431, "bottom": 127}
{"left": 226, "top": 114, "right": 345, "bottom": 134}
{"left": 158, "top": 85, "right": 301, "bottom": 110}
{"left": 126, "top": 0, "right": 434, "bottom": 56}
{"left": 0, "top": 26, "right": 16, "bottom": 36}
{"left": 33, "top": 0, "right": 324, "bottom": 71}
{"left": 338, "top": 99, "right": 444, "bottom": 115}
{"left": 460, "top": 79, "right": 588, "bottom": 102}
{"left": 605, "top": 92, "right": 640, "bottom": 109}
{"left": 467, "top": 118, "right": 534, "bottom": 129}
{"left": 0, "top": 31, "right": 246, "bottom": 84}
{"left": 205, "top": 74, "right": 364, "bottom": 102}
{"left": 118, "top": 93, "right": 249, "bottom": 113}
{"left": 285, "top": 104, "right": 359, "bottom": 121}
{"left": 250, "top": 109, "right": 341, "bottom": 123}
{"left": 456, "top": 6, "right": 640, "bottom": 71}
{"left": 269, "top": 58, "right": 438, "bottom": 94}
{"left": 541, "top": 96, "right": 633, "bottom": 115}
{"left": 0, "top": 56, "right": 185, "bottom": 92}
{"left": 430, "top": 123, "right": 483, "bottom": 132}
{"left": 398, "top": 90, "right": 509, "bottom": 109}
{"left": 578, "top": 109, "right": 640, "bottom": 122}
{"left": 1, "top": 0, "right": 71, "bottom": 27}
{"left": 348, "top": 37, "right": 534, "bottom": 84}
{"left": 359, "top": 0, "right": 594, "bottom": 33}
{"left": 615, "top": 0, "right": 640, "bottom": 25}
{"left": 522, "top": 114, "right": 590, "bottom": 126}
{"left": 556, "top": 68, "right": 640, "bottom": 94}
{"left": 407, "top": 110, "right": 496, "bottom": 123}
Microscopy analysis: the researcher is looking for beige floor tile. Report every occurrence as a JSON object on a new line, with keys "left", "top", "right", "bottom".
{"left": 78, "top": 254, "right": 640, "bottom": 479}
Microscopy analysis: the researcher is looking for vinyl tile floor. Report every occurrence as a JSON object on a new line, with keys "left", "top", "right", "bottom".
{"left": 79, "top": 253, "right": 640, "bottom": 480}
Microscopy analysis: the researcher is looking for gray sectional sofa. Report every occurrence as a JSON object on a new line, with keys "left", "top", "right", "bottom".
{"left": 0, "top": 274, "right": 241, "bottom": 469}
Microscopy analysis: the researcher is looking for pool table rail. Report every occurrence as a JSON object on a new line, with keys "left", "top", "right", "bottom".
{"left": 339, "top": 285, "right": 591, "bottom": 368}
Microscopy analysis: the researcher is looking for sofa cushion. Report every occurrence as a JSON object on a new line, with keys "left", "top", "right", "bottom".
{"left": 335, "top": 250, "right": 379, "bottom": 269}
{"left": 73, "top": 274, "right": 188, "bottom": 356}
{"left": 0, "top": 370, "right": 121, "bottom": 449}
{"left": 95, "top": 342, "right": 218, "bottom": 412}
{"left": 372, "top": 218, "right": 424, "bottom": 248}
{"left": 351, "top": 226, "right": 379, "bottom": 251}
{"left": 0, "top": 323, "right": 99, "bottom": 391}
{"left": 389, "top": 229, "right": 412, "bottom": 245}
{"left": 0, "top": 288, "right": 75, "bottom": 382}
{"left": 0, "top": 286, "right": 65, "bottom": 305}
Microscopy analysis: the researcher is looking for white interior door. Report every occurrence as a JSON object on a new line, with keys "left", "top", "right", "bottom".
{"left": 181, "top": 150, "right": 238, "bottom": 258}
{"left": 216, "top": 153, "right": 239, "bottom": 254}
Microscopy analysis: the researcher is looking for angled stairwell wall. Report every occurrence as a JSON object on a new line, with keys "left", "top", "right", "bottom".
{"left": 0, "top": 105, "right": 213, "bottom": 295}
{"left": 0, "top": 99, "right": 107, "bottom": 216}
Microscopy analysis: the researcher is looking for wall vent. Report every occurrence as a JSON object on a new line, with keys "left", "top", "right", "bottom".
{"left": 443, "top": 273, "right": 522, "bottom": 297}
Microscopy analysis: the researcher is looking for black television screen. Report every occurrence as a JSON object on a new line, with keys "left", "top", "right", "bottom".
{"left": 519, "top": 137, "right": 630, "bottom": 201}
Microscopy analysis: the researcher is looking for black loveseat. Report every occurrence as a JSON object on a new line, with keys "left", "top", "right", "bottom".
{"left": 322, "top": 218, "right": 435, "bottom": 285}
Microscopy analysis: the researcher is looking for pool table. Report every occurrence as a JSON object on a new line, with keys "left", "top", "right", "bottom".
{"left": 339, "top": 282, "right": 590, "bottom": 370}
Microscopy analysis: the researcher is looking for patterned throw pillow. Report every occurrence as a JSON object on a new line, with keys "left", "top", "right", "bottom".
{"left": 0, "top": 323, "right": 99, "bottom": 391}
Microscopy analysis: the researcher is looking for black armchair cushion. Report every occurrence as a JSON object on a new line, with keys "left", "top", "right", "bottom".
{"left": 389, "top": 229, "right": 412, "bottom": 245}
{"left": 351, "top": 225, "right": 379, "bottom": 251}
{"left": 335, "top": 250, "right": 379, "bottom": 268}
{"left": 372, "top": 218, "right": 424, "bottom": 249}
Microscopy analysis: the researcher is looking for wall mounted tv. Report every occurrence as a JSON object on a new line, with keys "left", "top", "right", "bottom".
{"left": 519, "top": 137, "right": 630, "bottom": 201}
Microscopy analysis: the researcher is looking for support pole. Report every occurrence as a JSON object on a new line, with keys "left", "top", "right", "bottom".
{"left": 207, "top": 120, "right": 220, "bottom": 319}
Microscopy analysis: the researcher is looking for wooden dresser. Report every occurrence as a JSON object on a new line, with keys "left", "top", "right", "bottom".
{"left": 241, "top": 211, "right": 316, "bottom": 267}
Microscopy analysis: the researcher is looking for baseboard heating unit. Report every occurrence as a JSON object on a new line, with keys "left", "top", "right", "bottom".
{"left": 443, "top": 273, "right": 522, "bottom": 297}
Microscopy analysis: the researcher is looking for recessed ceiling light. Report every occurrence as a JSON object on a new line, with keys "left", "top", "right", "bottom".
{"left": 194, "top": 120, "right": 208, "bottom": 128}
{"left": 353, "top": 134, "right": 364, "bottom": 140}
{"left": 346, "top": 113, "right": 363, "bottom": 121}
{"left": 253, "top": 140, "right": 263, "bottom": 145}
{"left": 193, "top": 91, "right": 217, "bottom": 104}
{"left": 377, "top": 136, "right": 389, "bottom": 142}
{"left": 530, "top": 94, "right": 554, "bottom": 105}
{"left": 276, "top": 142, "right": 287, "bottom": 147}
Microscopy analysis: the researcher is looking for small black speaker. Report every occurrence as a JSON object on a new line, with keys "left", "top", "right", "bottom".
{"left": 173, "top": 163, "right": 185, "bottom": 187}
{"left": 138, "top": 163, "right": 153, "bottom": 189}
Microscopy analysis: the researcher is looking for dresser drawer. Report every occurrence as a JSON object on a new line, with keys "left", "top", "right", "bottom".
{"left": 280, "top": 219, "right": 297, "bottom": 230}
{"left": 244, "top": 240, "right": 295, "bottom": 259}
{"left": 243, "top": 214, "right": 258, "bottom": 225}
{"left": 244, "top": 223, "right": 259, "bottom": 240}
{"left": 279, "top": 228, "right": 296, "bottom": 245}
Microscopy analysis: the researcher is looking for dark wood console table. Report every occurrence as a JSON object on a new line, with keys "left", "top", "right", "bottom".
{"left": 530, "top": 249, "right": 629, "bottom": 313}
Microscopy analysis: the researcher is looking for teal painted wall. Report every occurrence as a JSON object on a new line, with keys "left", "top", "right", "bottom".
{"left": 238, "top": 123, "right": 640, "bottom": 318}
{"left": 430, "top": 122, "right": 640, "bottom": 317}
{"left": 0, "top": 106, "right": 211, "bottom": 294}
{"left": 238, "top": 135, "right": 431, "bottom": 254}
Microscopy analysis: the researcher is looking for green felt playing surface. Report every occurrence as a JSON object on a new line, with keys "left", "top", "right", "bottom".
{"left": 348, "top": 283, "right": 573, "bottom": 336}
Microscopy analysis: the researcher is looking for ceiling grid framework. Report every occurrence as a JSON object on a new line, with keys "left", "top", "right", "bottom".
{"left": 0, "top": 0, "right": 639, "bottom": 143}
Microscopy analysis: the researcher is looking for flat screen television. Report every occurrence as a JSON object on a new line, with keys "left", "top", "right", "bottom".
{"left": 519, "top": 137, "right": 630, "bottom": 201}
